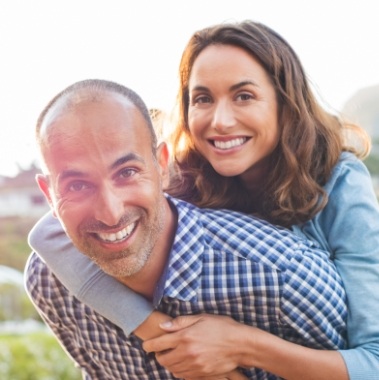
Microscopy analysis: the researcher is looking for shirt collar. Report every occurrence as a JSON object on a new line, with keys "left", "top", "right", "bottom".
{"left": 153, "top": 196, "right": 204, "bottom": 305}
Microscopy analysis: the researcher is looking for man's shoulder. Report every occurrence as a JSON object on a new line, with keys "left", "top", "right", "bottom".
{"left": 169, "top": 194, "right": 270, "bottom": 227}
{"left": 169, "top": 195, "right": 313, "bottom": 270}
{"left": 24, "top": 251, "right": 66, "bottom": 303}
{"left": 25, "top": 251, "right": 48, "bottom": 281}
{"left": 169, "top": 194, "right": 301, "bottom": 242}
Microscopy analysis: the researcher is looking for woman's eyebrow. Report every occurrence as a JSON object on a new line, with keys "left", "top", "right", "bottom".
{"left": 230, "top": 80, "right": 259, "bottom": 92}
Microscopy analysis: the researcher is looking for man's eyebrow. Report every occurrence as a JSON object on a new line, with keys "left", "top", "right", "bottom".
{"left": 58, "top": 170, "right": 87, "bottom": 182}
{"left": 57, "top": 154, "right": 145, "bottom": 182}
{"left": 110, "top": 153, "right": 145, "bottom": 170}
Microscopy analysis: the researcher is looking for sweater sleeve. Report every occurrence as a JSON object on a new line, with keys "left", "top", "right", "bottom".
{"left": 27, "top": 212, "right": 154, "bottom": 335}
{"left": 310, "top": 155, "right": 379, "bottom": 380}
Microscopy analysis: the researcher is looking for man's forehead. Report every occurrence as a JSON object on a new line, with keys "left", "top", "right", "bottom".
{"left": 41, "top": 90, "right": 134, "bottom": 134}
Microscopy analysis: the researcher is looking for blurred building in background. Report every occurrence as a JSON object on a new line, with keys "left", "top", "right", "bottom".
{"left": 342, "top": 84, "right": 379, "bottom": 152}
{"left": 0, "top": 164, "right": 48, "bottom": 218}
{"left": 342, "top": 84, "right": 379, "bottom": 196}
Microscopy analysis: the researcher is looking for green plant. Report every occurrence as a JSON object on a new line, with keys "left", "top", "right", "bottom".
{"left": 365, "top": 153, "right": 379, "bottom": 176}
{"left": 0, "top": 283, "right": 39, "bottom": 322}
{"left": 0, "top": 216, "right": 38, "bottom": 272}
{"left": 0, "top": 331, "right": 81, "bottom": 380}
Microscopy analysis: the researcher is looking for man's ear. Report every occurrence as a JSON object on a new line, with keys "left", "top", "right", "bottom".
{"left": 36, "top": 174, "right": 56, "bottom": 215}
{"left": 157, "top": 142, "right": 170, "bottom": 188}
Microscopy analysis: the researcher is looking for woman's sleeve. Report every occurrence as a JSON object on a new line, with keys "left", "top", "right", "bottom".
{"left": 320, "top": 158, "right": 379, "bottom": 379}
{"left": 27, "top": 211, "right": 154, "bottom": 335}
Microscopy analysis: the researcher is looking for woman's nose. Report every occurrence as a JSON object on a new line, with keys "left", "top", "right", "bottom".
{"left": 211, "top": 101, "right": 236, "bottom": 133}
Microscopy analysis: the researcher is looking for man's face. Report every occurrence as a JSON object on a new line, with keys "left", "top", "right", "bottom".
{"left": 38, "top": 93, "right": 168, "bottom": 279}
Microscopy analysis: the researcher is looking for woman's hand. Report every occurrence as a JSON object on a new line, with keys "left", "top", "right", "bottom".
{"left": 142, "top": 312, "right": 349, "bottom": 380}
{"left": 133, "top": 310, "right": 172, "bottom": 340}
{"left": 143, "top": 314, "right": 248, "bottom": 379}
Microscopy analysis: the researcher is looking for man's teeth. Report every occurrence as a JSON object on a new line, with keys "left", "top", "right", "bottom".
{"left": 97, "top": 223, "right": 136, "bottom": 242}
{"left": 213, "top": 137, "right": 246, "bottom": 150}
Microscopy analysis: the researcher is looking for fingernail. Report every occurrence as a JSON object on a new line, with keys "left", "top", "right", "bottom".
{"left": 160, "top": 321, "right": 172, "bottom": 328}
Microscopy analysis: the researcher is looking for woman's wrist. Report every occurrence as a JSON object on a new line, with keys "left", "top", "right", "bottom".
{"left": 133, "top": 310, "right": 172, "bottom": 340}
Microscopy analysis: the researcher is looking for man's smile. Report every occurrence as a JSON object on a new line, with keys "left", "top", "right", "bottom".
{"left": 95, "top": 222, "right": 137, "bottom": 243}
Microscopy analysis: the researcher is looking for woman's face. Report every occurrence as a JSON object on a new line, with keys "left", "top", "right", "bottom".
{"left": 187, "top": 44, "right": 280, "bottom": 184}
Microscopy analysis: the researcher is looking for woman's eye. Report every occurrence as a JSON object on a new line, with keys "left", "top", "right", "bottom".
{"left": 193, "top": 95, "right": 211, "bottom": 104}
{"left": 236, "top": 93, "right": 254, "bottom": 101}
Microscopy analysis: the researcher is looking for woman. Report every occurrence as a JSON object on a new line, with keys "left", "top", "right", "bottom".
{"left": 28, "top": 20, "right": 379, "bottom": 379}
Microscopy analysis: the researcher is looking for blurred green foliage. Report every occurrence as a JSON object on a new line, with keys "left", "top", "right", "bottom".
{"left": 0, "top": 283, "right": 39, "bottom": 321}
{"left": 365, "top": 154, "right": 379, "bottom": 176}
{"left": 0, "top": 216, "right": 81, "bottom": 379}
{"left": 365, "top": 138, "right": 379, "bottom": 176}
{"left": 0, "top": 332, "right": 81, "bottom": 380}
{"left": 0, "top": 216, "right": 36, "bottom": 271}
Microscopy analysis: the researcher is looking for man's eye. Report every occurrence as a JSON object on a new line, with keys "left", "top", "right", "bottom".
{"left": 68, "top": 182, "right": 90, "bottom": 192}
{"left": 118, "top": 168, "right": 137, "bottom": 179}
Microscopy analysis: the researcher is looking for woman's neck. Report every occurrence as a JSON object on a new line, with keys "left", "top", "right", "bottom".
{"left": 239, "top": 161, "right": 269, "bottom": 192}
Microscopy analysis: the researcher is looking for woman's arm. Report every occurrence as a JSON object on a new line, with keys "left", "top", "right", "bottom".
{"left": 28, "top": 211, "right": 167, "bottom": 337}
{"left": 143, "top": 314, "right": 348, "bottom": 380}
{"left": 311, "top": 155, "right": 379, "bottom": 379}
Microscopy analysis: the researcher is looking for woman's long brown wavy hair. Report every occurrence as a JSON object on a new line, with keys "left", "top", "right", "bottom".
{"left": 166, "top": 20, "right": 370, "bottom": 227}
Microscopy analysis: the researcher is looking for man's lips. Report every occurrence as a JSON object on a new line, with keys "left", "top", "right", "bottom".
{"left": 95, "top": 222, "right": 137, "bottom": 243}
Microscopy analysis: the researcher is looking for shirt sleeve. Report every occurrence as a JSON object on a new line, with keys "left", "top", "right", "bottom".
{"left": 317, "top": 157, "right": 379, "bottom": 379}
{"left": 27, "top": 212, "right": 154, "bottom": 335}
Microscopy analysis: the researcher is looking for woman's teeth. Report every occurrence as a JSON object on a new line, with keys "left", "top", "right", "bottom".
{"left": 213, "top": 137, "right": 247, "bottom": 150}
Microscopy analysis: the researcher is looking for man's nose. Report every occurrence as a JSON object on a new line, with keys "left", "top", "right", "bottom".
{"left": 93, "top": 186, "right": 124, "bottom": 226}
{"left": 211, "top": 101, "right": 236, "bottom": 133}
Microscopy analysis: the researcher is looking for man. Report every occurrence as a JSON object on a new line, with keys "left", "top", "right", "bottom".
{"left": 25, "top": 79, "right": 347, "bottom": 380}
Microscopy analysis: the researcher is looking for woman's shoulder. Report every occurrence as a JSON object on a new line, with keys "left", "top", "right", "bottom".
{"left": 334, "top": 151, "right": 367, "bottom": 171}
{"left": 324, "top": 152, "right": 371, "bottom": 196}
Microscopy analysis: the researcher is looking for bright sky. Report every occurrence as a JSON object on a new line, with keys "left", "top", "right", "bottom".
{"left": 1, "top": 0, "right": 378, "bottom": 177}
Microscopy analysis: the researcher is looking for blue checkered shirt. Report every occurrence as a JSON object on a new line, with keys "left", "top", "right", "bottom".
{"left": 25, "top": 196, "right": 347, "bottom": 379}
